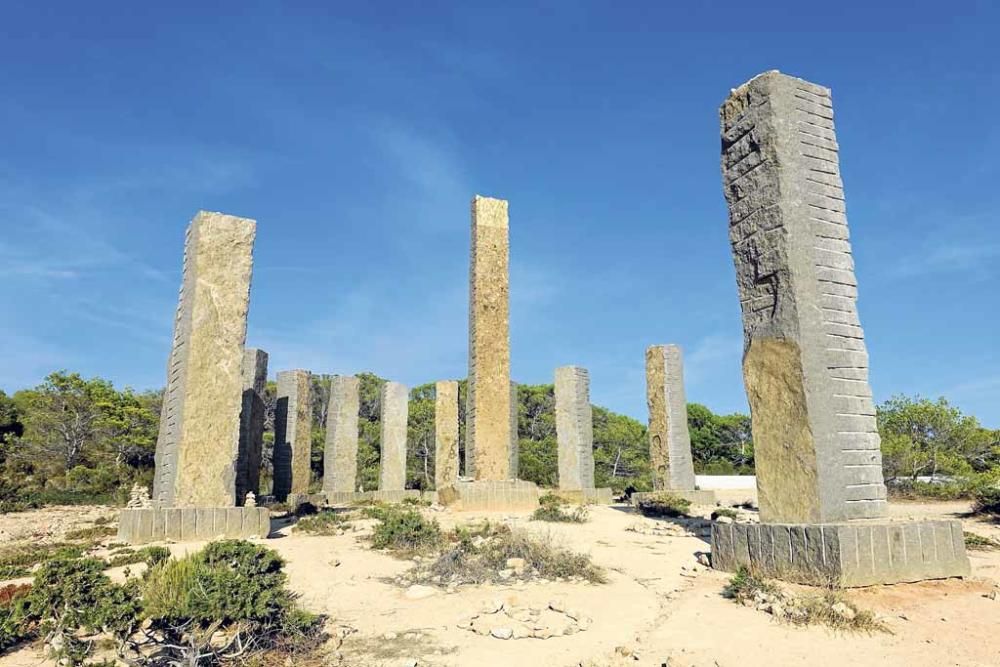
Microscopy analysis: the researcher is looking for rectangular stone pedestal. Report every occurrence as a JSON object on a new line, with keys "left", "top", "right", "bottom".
{"left": 711, "top": 520, "right": 971, "bottom": 586}
{"left": 439, "top": 480, "right": 540, "bottom": 511}
{"left": 552, "top": 488, "right": 614, "bottom": 505}
{"left": 118, "top": 507, "right": 270, "bottom": 545}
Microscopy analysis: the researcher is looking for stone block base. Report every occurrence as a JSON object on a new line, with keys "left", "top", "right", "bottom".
{"left": 552, "top": 488, "right": 614, "bottom": 505}
{"left": 711, "top": 520, "right": 971, "bottom": 587}
{"left": 118, "top": 507, "right": 270, "bottom": 545}
{"left": 438, "top": 480, "right": 540, "bottom": 511}
{"left": 318, "top": 490, "right": 433, "bottom": 507}
{"left": 631, "top": 489, "right": 720, "bottom": 507}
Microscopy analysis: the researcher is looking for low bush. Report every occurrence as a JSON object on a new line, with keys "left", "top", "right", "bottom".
{"left": 636, "top": 493, "right": 691, "bottom": 518}
{"left": 537, "top": 493, "right": 565, "bottom": 508}
{"left": 0, "top": 543, "right": 84, "bottom": 580}
{"left": 401, "top": 496, "right": 431, "bottom": 507}
{"left": 711, "top": 508, "right": 739, "bottom": 521}
{"left": 888, "top": 480, "right": 974, "bottom": 501}
{"left": 531, "top": 504, "right": 588, "bottom": 523}
{"left": 0, "top": 584, "right": 33, "bottom": 651}
{"left": 964, "top": 531, "right": 1000, "bottom": 551}
{"left": 972, "top": 487, "right": 1000, "bottom": 519}
{"left": 370, "top": 506, "right": 441, "bottom": 554}
{"left": 296, "top": 509, "right": 354, "bottom": 535}
{"left": 106, "top": 546, "right": 171, "bottom": 568}
{"left": 65, "top": 524, "right": 117, "bottom": 541}
{"left": 724, "top": 567, "right": 887, "bottom": 634}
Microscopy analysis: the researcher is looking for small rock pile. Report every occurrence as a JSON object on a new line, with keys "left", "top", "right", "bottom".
{"left": 126, "top": 484, "right": 152, "bottom": 509}
{"left": 625, "top": 519, "right": 709, "bottom": 538}
{"left": 456, "top": 598, "right": 592, "bottom": 640}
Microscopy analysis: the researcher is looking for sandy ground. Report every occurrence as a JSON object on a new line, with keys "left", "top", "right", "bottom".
{"left": 2, "top": 500, "right": 999, "bottom": 667}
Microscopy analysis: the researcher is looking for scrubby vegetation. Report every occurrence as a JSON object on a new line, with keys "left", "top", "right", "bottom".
{"left": 636, "top": 493, "right": 692, "bottom": 518}
{"left": 369, "top": 505, "right": 442, "bottom": 554}
{"left": 105, "top": 545, "right": 171, "bottom": 568}
{"left": 0, "top": 543, "right": 85, "bottom": 580}
{"left": 711, "top": 507, "right": 740, "bottom": 521}
{"left": 724, "top": 567, "right": 888, "bottom": 634}
{"left": 972, "top": 487, "right": 1000, "bottom": 519}
{"left": 963, "top": 531, "right": 1000, "bottom": 550}
{"left": 295, "top": 508, "right": 356, "bottom": 535}
{"left": 531, "top": 494, "right": 589, "bottom": 523}
{"left": 0, "top": 539, "right": 322, "bottom": 665}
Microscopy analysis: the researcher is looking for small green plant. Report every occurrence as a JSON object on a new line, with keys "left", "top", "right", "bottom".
{"left": 531, "top": 504, "right": 589, "bottom": 523}
{"left": 972, "top": 487, "right": 1000, "bottom": 519}
{"left": 106, "top": 546, "right": 171, "bottom": 568}
{"left": 538, "top": 493, "right": 566, "bottom": 508}
{"left": 65, "top": 524, "right": 117, "bottom": 541}
{"left": 296, "top": 510, "right": 354, "bottom": 535}
{"left": 636, "top": 493, "right": 691, "bottom": 518}
{"left": 711, "top": 508, "right": 739, "bottom": 521}
{"left": 370, "top": 507, "right": 442, "bottom": 554}
{"left": 0, "top": 543, "right": 85, "bottom": 580}
{"left": 723, "top": 567, "right": 888, "bottom": 634}
{"left": 0, "top": 584, "right": 34, "bottom": 651}
{"left": 401, "top": 496, "right": 431, "bottom": 507}
{"left": 964, "top": 531, "right": 1000, "bottom": 550}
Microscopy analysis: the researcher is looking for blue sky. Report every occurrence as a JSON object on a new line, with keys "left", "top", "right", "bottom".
{"left": 1, "top": 2, "right": 997, "bottom": 427}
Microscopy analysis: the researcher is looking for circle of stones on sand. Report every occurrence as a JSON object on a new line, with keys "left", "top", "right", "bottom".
{"left": 456, "top": 599, "right": 591, "bottom": 640}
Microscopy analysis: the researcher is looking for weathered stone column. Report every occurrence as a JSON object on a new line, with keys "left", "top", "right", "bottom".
{"left": 152, "top": 210, "right": 255, "bottom": 508}
{"left": 324, "top": 376, "right": 360, "bottom": 495}
{"left": 721, "top": 70, "right": 887, "bottom": 524}
{"left": 434, "top": 381, "right": 459, "bottom": 489}
{"left": 379, "top": 381, "right": 409, "bottom": 491}
{"left": 273, "top": 370, "right": 312, "bottom": 500}
{"left": 645, "top": 345, "right": 696, "bottom": 491}
{"left": 709, "top": 72, "right": 968, "bottom": 587}
{"left": 555, "top": 367, "right": 594, "bottom": 490}
{"left": 236, "top": 348, "right": 268, "bottom": 504}
{"left": 466, "top": 195, "right": 513, "bottom": 480}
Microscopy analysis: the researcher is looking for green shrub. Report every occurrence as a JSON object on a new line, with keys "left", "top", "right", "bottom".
{"left": 401, "top": 496, "right": 431, "bottom": 507}
{"left": 370, "top": 507, "right": 442, "bottom": 554}
{"left": 888, "top": 480, "right": 974, "bottom": 500}
{"left": 972, "top": 487, "right": 1000, "bottom": 518}
{"left": 0, "top": 584, "right": 34, "bottom": 651}
{"left": 106, "top": 546, "right": 171, "bottom": 568}
{"left": 636, "top": 493, "right": 691, "bottom": 518}
{"left": 531, "top": 504, "right": 588, "bottom": 523}
{"left": 537, "top": 493, "right": 565, "bottom": 508}
{"left": 65, "top": 524, "right": 117, "bottom": 541}
{"left": 711, "top": 508, "right": 739, "bottom": 521}
{"left": 0, "top": 543, "right": 84, "bottom": 580}
{"left": 964, "top": 532, "right": 1000, "bottom": 550}
{"left": 296, "top": 510, "right": 352, "bottom": 535}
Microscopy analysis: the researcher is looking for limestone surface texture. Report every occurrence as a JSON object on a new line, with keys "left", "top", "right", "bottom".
{"left": 645, "top": 345, "right": 697, "bottom": 491}
{"left": 379, "top": 381, "right": 409, "bottom": 491}
{"left": 236, "top": 348, "right": 268, "bottom": 504}
{"left": 273, "top": 370, "right": 312, "bottom": 500}
{"left": 555, "top": 366, "right": 595, "bottom": 490}
{"left": 711, "top": 519, "right": 971, "bottom": 586}
{"left": 324, "top": 376, "right": 361, "bottom": 495}
{"left": 118, "top": 507, "right": 269, "bottom": 545}
{"left": 435, "top": 380, "right": 460, "bottom": 490}
{"left": 720, "top": 71, "right": 888, "bottom": 523}
{"left": 152, "top": 210, "right": 256, "bottom": 508}
{"left": 467, "top": 195, "right": 513, "bottom": 480}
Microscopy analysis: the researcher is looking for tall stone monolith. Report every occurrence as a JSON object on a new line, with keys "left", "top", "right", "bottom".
{"left": 152, "top": 210, "right": 255, "bottom": 508}
{"left": 711, "top": 71, "right": 968, "bottom": 586}
{"left": 273, "top": 370, "right": 312, "bottom": 500}
{"left": 555, "top": 367, "right": 594, "bottom": 490}
{"left": 379, "top": 382, "right": 409, "bottom": 491}
{"left": 721, "top": 70, "right": 887, "bottom": 524}
{"left": 645, "top": 345, "right": 696, "bottom": 491}
{"left": 324, "top": 376, "right": 360, "bottom": 495}
{"left": 466, "top": 195, "right": 513, "bottom": 480}
{"left": 435, "top": 381, "right": 459, "bottom": 489}
{"left": 236, "top": 348, "right": 268, "bottom": 504}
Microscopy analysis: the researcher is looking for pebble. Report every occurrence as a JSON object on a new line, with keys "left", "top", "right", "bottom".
{"left": 491, "top": 627, "right": 514, "bottom": 640}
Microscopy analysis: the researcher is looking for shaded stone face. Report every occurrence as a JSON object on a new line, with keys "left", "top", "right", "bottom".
{"left": 236, "top": 348, "right": 268, "bottom": 504}
{"left": 466, "top": 195, "right": 513, "bottom": 480}
{"left": 720, "top": 71, "right": 887, "bottom": 523}
{"left": 434, "top": 380, "right": 460, "bottom": 490}
{"left": 152, "top": 210, "right": 256, "bottom": 508}
{"left": 379, "top": 381, "right": 409, "bottom": 491}
{"left": 324, "top": 376, "right": 361, "bottom": 495}
{"left": 555, "top": 366, "right": 595, "bottom": 490}
{"left": 645, "top": 345, "right": 697, "bottom": 491}
{"left": 273, "top": 370, "right": 312, "bottom": 500}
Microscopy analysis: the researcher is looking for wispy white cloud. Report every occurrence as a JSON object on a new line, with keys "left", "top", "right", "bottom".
{"left": 890, "top": 240, "right": 1000, "bottom": 279}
